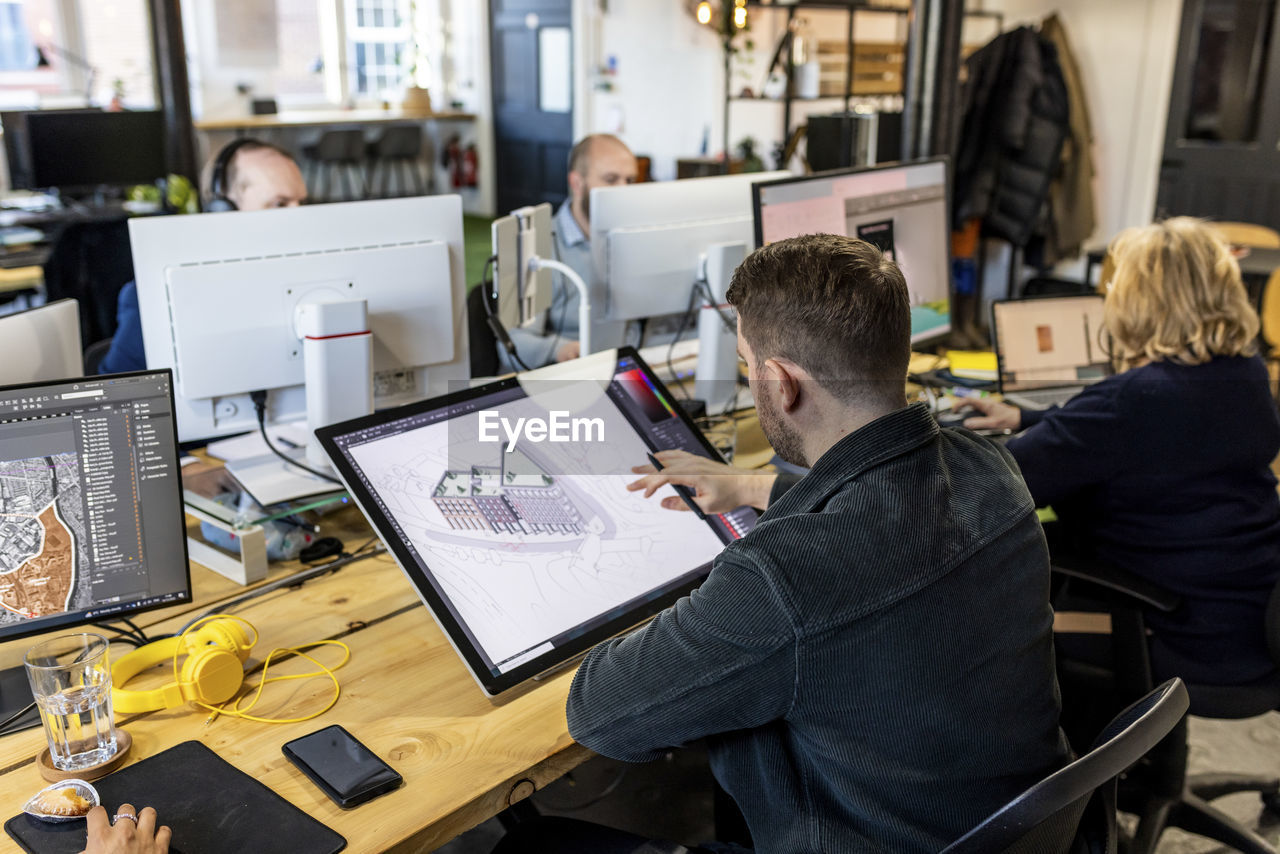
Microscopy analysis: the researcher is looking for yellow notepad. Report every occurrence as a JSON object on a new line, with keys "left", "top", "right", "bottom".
{"left": 947, "top": 350, "right": 998, "bottom": 381}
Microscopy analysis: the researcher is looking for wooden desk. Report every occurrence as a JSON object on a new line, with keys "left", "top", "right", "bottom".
{"left": 0, "top": 387, "right": 784, "bottom": 851}
{"left": 194, "top": 108, "right": 476, "bottom": 133}
{"left": 0, "top": 504, "right": 590, "bottom": 853}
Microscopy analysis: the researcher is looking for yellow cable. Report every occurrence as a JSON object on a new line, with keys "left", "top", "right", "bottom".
{"left": 174, "top": 614, "right": 351, "bottom": 725}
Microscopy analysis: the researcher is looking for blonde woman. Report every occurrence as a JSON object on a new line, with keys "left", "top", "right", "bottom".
{"left": 962, "top": 217, "right": 1280, "bottom": 685}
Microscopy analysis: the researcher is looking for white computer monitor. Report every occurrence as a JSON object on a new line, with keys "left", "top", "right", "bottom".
{"left": 753, "top": 158, "right": 952, "bottom": 344}
{"left": 589, "top": 171, "right": 791, "bottom": 325}
{"left": 129, "top": 196, "right": 469, "bottom": 444}
{"left": 0, "top": 299, "right": 83, "bottom": 383}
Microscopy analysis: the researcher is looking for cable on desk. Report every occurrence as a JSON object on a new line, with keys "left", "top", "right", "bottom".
{"left": 178, "top": 543, "right": 387, "bottom": 634}
{"left": 664, "top": 282, "right": 706, "bottom": 401}
{"left": 249, "top": 390, "right": 343, "bottom": 484}
{"left": 0, "top": 703, "right": 35, "bottom": 735}
{"left": 480, "top": 254, "right": 532, "bottom": 372}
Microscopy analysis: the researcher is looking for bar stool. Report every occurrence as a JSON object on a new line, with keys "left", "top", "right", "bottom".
{"left": 303, "top": 129, "right": 368, "bottom": 202}
{"left": 365, "top": 125, "right": 426, "bottom": 198}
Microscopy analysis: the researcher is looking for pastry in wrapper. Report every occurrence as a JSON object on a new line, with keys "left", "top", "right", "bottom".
{"left": 23, "top": 779, "right": 99, "bottom": 822}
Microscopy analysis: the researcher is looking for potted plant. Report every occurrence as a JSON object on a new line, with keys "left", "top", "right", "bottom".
{"left": 401, "top": 0, "right": 433, "bottom": 114}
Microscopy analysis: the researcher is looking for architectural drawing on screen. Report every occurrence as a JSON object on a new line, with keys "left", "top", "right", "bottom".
{"left": 431, "top": 444, "right": 585, "bottom": 536}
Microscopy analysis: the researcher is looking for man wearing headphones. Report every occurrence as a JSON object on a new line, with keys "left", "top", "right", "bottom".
{"left": 96, "top": 140, "right": 308, "bottom": 375}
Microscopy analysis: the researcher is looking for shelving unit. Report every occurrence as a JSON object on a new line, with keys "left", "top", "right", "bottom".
{"left": 732, "top": 1, "right": 1002, "bottom": 161}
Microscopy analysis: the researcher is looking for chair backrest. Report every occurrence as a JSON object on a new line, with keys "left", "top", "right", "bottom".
{"left": 941, "top": 679, "right": 1189, "bottom": 854}
{"left": 1020, "top": 276, "right": 1095, "bottom": 299}
{"left": 1211, "top": 221, "right": 1280, "bottom": 250}
{"left": 373, "top": 125, "right": 423, "bottom": 157}
{"left": 83, "top": 337, "right": 114, "bottom": 375}
{"left": 314, "top": 129, "right": 366, "bottom": 161}
{"left": 1259, "top": 269, "right": 1280, "bottom": 356}
{"left": 467, "top": 283, "right": 500, "bottom": 378}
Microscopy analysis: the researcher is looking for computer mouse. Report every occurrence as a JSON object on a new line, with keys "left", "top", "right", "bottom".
{"left": 935, "top": 410, "right": 971, "bottom": 429}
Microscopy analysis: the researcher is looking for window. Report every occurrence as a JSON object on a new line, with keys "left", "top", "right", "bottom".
{"left": 0, "top": 3, "right": 35, "bottom": 72}
{"left": 347, "top": 0, "right": 410, "bottom": 97}
{"left": 274, "top": 0, "right": 326, "bottom": 98}
{"left": 76, "top": 0, "right": 156, "bottom": 108}
{"left": 1183, "top": 0, "right": 1276, "bottom": 143}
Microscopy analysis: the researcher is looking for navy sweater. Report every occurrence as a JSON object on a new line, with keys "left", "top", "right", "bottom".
{"left": 568, "top": 404, "right": 1070, "bottom": 853}
{"left": 1008, "top": 355, "right": 1280, "bottom": 685}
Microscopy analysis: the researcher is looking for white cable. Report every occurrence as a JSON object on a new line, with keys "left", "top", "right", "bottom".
{"left": 530, "top": 256, "right": 592, "bottom": 356}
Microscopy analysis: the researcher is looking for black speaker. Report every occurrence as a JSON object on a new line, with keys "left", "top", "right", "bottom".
{"left": 806, "top": 111, "right": 904, "bottom": 170}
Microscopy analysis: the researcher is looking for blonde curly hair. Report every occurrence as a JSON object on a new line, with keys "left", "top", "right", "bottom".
{"left": 1103, "top": 217, "right": 1259, "bottom": 372}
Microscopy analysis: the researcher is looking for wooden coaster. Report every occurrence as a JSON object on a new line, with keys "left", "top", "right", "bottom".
{"left": 37, "top": 730, "right": 132, "bottom": 783}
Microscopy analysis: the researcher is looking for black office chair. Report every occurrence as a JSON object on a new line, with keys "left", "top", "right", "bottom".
{"left": 489, "top": 681, "right": 1188, "bottom": 854}
{"left": 1052, "top": 558, "right": 1280, "bottom": 854}
{"left": 468, "top": 284, "right": 500, "bottom": 378}
{"left": 82, "top": 337, "right": 113, "bottom": 375}
{"left": 942, "top": 678, "right": 1188, "bottom": 854}
{"left": 1020, "top": 276, "right": 1096, "bottom": 298}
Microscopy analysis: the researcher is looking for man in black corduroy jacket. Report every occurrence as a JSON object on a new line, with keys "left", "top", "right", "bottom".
{"left": 566, "top": 234, "right": 1072, "bottom": 853}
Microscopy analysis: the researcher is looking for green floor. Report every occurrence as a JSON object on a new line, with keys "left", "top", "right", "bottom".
{"left": 463, "top": 214, "right": 493, "bottom": 291}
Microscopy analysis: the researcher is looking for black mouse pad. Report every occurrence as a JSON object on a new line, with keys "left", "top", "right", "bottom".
{"left": 5, "top": 740, "right": 346, "bottom": 854}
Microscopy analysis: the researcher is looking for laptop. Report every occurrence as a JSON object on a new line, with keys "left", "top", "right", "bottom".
{"left": 316, "top": 347, "right": 757, "bottom": 697}
{"left": 992, "top": 295, "right": 1111, "bottom": 410}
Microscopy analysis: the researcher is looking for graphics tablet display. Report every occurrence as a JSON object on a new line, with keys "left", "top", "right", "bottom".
{"left": 317, "top": 348, "right": 756, "bottom": 696}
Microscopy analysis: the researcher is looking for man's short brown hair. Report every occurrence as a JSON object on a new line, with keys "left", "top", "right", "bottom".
{"left": 726, "top": 234, "right": 911, "bottom": 407}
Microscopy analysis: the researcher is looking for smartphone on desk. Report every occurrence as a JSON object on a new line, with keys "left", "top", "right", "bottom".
{"left": 283, "top": 724, "right": 403, "bottom": 809}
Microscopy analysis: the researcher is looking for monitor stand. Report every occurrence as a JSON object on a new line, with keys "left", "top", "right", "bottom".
{"left": 0, "top": 664, "right": 39, "bottom": 734}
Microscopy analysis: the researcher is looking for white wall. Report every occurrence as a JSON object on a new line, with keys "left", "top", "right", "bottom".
{"left": 575, "top": 0, "right": 725, "bottom": 180}
{"left": 976, "top": 0, "right": 1183, "bottom": 248}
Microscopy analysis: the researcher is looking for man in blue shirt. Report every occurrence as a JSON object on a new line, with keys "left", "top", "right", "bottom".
{"left": 97, "top": 140, "right": 308, "bottom": 374}
{"left": 499, "top": 134, "right": 637, "bottom": 371}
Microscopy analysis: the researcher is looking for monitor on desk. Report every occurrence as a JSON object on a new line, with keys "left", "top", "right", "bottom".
{"left": 129, "top": 196, "right": 470, "bottom": 447}
{"left": 0, "top": 299, "right": 83, "bottom": 383}
{"left": 25, "top": 110, "right": 166, "bottom": 193}
{"left": 317, "top": 348, "right": 757, "bottom": 697}
{"left": 589, "top": 170, "right": 791, "bottom": 330}
{"left": 1, "top": 108, "right": 101, "bottom": 191}
{"left": 753, "top": 158, "right": 952, "bottom": 344}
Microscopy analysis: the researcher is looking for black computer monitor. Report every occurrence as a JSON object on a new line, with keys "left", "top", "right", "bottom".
{"left": 0, "top": 370, "right": 191, "bottom": 727}
{"left": 0, "top": 369, "right": 191, "bottom": 638}
{"left": 1, "top": 108, "right": 101, "bottom": 191}
{"left": 752, "top": 157, "right": 953, "bottom": 345}
{"left": 0, "top": 371, "right": 189, "bottom": 732}
{"left": 25, "top": 110, "right": 166, "bottom": 192}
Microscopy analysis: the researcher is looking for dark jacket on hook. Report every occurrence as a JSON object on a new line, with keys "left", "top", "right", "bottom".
{"left": 953, "top": 26, "right": 1069, "bottom": 248}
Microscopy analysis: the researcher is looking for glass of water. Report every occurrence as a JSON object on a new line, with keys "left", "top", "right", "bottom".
{"left": 24, "top": 634, "right": 118, "bottom": 772}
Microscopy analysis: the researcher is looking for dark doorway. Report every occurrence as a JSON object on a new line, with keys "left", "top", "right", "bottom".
{"left": 1156, "top": 0, "right": 1280, "bottom": 226}
{"left": 489, "top": 0, "right": 573, "bottom": 214}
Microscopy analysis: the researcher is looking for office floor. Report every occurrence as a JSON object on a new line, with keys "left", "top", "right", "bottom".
{"left": 431, "top": 712, "right": 1280, "bottom": 853}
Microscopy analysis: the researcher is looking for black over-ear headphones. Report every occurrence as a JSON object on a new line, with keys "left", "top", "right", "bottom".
{"left": 206, "top": 138, "right": 257, "bottom": 212}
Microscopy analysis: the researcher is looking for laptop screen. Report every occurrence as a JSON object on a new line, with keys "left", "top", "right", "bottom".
{"left": 317, "top": 348, "right": 756, "bottom": 696}
{"left": 994, "top": 296, "right": 1111, "bottom": 392}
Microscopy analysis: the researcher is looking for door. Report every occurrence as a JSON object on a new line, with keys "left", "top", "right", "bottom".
{"left": 490, "top": 0, "right": 573, "bottom": 213}
{"left": 1156, "top": 0, "right": 1280, "bottom": 226}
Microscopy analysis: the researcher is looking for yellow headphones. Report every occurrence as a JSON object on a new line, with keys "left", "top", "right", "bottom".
{"left": 111, "top": 615, "right": 350, "bottom": 724}
{"left": 112, "top": 617, "right": 254, "bottom": 714}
